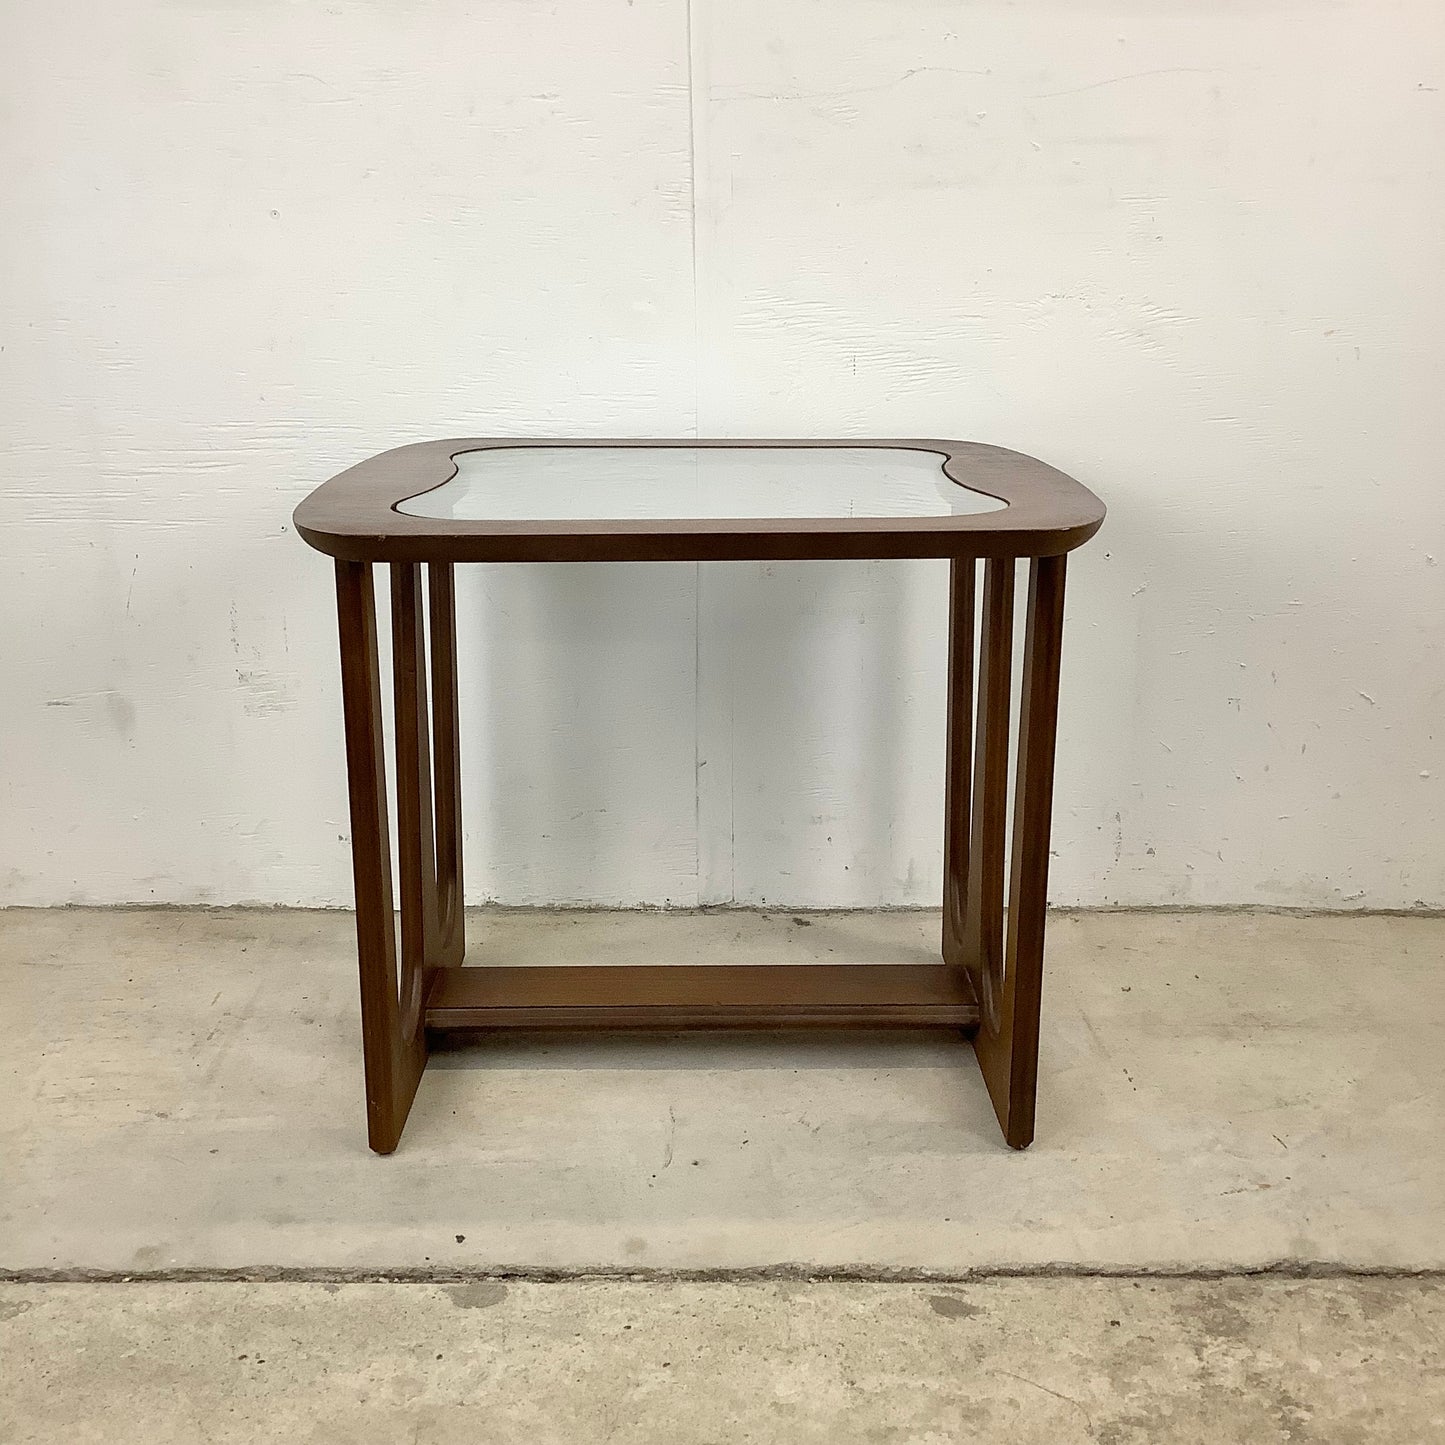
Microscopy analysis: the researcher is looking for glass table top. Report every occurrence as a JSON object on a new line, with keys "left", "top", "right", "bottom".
{"left": 396, "top": 446, "right": 1008, "bottom": 522}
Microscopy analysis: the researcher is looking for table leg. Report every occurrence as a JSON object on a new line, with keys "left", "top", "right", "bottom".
{"left": 942, "top": 559, "right": 975, "bottom": 970}
{"left": 390, "top": 563, "right": 442, "bottom": 1010}
{"left": 993, "top": 553, "right": 1067, "bottom": 1148}
{"left": 944, "top": 555, "right": 1067, "bottom": 1149}
{"left": 429, "top": 563, "right": 465, "bottom": 968}
{"left": 962, "top": 559, "right": 1014, "bottom": 1041}
{"left": 335, "top": 560, "right": 422, "bottom": 1152}
{"left": 336, "top": 560, "right": 464, "bottom": 1153}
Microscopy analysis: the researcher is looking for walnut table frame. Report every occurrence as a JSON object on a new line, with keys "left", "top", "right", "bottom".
{"left": 295, "top": 439, "right": 1105, "bottom": 1153}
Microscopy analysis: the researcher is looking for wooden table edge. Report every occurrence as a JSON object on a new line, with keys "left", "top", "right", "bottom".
{"left": 293, "top": 437, "right": 1106, "bottom": 563}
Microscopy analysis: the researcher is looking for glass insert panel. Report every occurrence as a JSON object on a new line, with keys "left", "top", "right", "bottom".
{"left": 396, "top": 446, "right": 1007, "bottom": 522}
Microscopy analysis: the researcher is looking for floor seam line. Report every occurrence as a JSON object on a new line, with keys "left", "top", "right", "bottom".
{"left": 5, "top": 1264, "right": 1444, "bottom": 1286}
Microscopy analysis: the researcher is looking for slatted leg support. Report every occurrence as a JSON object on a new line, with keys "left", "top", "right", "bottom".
{"left": 334, "top": 559, "right": 464, "bottom": 1154}
{"left": 944, "top": 554, "right": 1068, "bottom": 1149}
{"left": 337, "top": 551, "right": 1065, "bottom": 1154}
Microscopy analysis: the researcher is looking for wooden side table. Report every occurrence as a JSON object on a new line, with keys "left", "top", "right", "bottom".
{"left": 295, "top": 440, "right": 1105, "bottom": 1153}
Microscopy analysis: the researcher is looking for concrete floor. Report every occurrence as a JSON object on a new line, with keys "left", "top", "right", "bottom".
{"left": 3, "top": 1278, "right": 1443, "bottom": 1443}
{"left": 3, "top": 907, "right": 1442, "bottom": 1274}
{"left": 3, "top": 907, "right": 1444, "bottom": 1441}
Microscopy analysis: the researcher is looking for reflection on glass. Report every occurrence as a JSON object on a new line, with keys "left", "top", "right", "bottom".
{"left": 396, "top": 446, "right": 1008, "bottom": 522}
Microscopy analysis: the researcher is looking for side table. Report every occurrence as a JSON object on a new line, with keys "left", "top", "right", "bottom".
{"left": 294, "top": 440, "right": 1105, "bottom": 1152}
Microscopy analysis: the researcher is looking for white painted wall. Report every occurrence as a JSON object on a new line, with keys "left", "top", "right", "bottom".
{"left": 2, "top": 1, "right": 1442, "bottom": 910}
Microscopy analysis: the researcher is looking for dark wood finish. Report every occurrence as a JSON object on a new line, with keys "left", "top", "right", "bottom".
{"left": 942, "top": 558, "right": 975, "bottom": 968}
{"left": 943, "top": 555, "right": 1069, "bottom": 1147}
{"left": 980, "top": 553, "right": 1068, "bottom": 1149}
{"left": 335, "top": 560, "right": 425, "bottom": 1154}
{"left": 428, "top": 564, "right": 465, "bottom": 969}
{"left": 306, "top": 440, "right": 1101, "bottom": 1152}
{"left": 294, "top": 438, "right": 1106, "bottom": 564}
{"left": 427, "top": 963, "right": 979, "bottom": 1031}
{"left": 390, "top": 563, "right": 439, "bottom": 1019}
{"left": 961, "top": 559, "right": 1014, "bottom": 1036}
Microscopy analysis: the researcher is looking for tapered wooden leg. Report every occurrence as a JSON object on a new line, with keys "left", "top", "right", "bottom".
{"left": 335, "top": 560, "right": 425, "bottom": 1154}
{"left": 946, "top": 555, "right": 1068, "bottom": 1149}
{"left": 942, "top": 559, "right": 975, "bottom": 967}
{"left": 428, "top": 563, "right": 465, "bottom": 968}
{"left": 390, "top": 563, "right": 440, "bottom": 1026}
{"left": 962, "top": 559, "right": 1014, "bottom": 1040}
{"left": 965, "top": 554, "right": 1069, "bottom": 1150}
{"left": 988, "top": 553, "right": 1067, "bottom": 1148}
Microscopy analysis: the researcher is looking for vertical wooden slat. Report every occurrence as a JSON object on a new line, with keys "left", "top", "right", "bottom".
{"left": 982, "top": 552, "right": 1068, "bottom": 1149}
{"left": 335, "top": 560, "right": 423, "bottom": 1153}
{"left": 988, "top": 551, "right": 1069, "bottom": 1150}
{"left": 428, "top": 562, "right": 465, "bottom": 968}
{"left": 963, "top": 558, "right": 1014, "bottom": 1034}
{"left": 390, "top": 563, "right": 439, "bottom": 1018}
{"left": 942, "top": 557, "right": 976, "bottom": 969}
